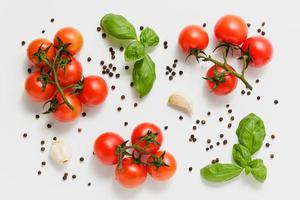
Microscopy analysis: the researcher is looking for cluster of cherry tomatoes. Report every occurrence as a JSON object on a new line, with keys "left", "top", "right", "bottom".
{"left": 94, "top": 123, "right": 177, "bottom": 189}
{"left": 25, "top": 27, "right": 108, "bottom": 122}
{"left": 179, "top": 14, "right": 273, "bottom": 95}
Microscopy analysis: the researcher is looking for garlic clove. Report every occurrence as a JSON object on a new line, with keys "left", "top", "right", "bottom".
{"left": 50, "top": 140, "right": 72, "bottom": 165}
{"left": 168, "top": 92, "right": 193, "bottom": 114}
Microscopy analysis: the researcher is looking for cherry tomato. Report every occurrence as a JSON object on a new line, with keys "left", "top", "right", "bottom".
{"left": 27, "top": 38, "right": 56, "bottom": 68}
{"left": 179, "top": 25, "right": 209, "bottom": 53}
{"left": 94, "top": 132, "right": 124, "bottom": 165}
{"left": 206, "top": 65, "right": 238, "bottom": 96}
{"left": 53, "top": 27, "right": 83, "bottom": 55}
{"left": 115, "top": 157, "right": 147, "bottom": 188}
{"left": 57, "top": 58, "right": 83, "bottom": 87}
{"left": 147, "top": 151, "right": 177, "bottom": 181}
{"left": 241, "top": 36, "right": 273, "bottom": 67}
{"left": 79, "top": 75, "right": 108, "bottom": 107}
{"left": 214, "top": 15, "right": 248, "bottom": 45}
{"left": 25, "top": 71, "right": 55, "bottom": 102}
{"left": 52, "top": 91, "right": 81, "bottom": 122}
{"left": 131, "top": 123, "right": 163, "bottom": 154}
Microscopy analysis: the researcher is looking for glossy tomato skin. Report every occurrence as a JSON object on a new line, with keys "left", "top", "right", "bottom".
{"left": 79, "top": 75, "right": 108, "bottom": 107}
{"left": 52, "top": 91, "right": 81, "bottom": 122}
{"left": 214, "top": 15, "right": 248, "bottom": 45}
{"left": 27, "top": 38, "right": 56, "bottom": 68}
{"left": 53, "top": 27, "right": 83, "bottom": 55}
{"left": 206, "top": 65, "right": 238, "bottom": 96}
{"left": 179, "top": 25, "right": 209, "bottom": 53}
{"left": 115, "top": 157, "right": 147, "bottom": 188}
{"left": 94, "top": 132, "right": 124, "bottom": 165}
{"left": 147, "top": 151, "right": 177, "bottom": 181}
{"left": 131, "top": 123, "right": 163, "bottom": 154}
{"left": 57, "top": 58, "right": 83, "bottom": 87}
{"left": 25, "top": 71, "right": 55, "bottom": 102}
{"left": 241, "top": 36, "right": 273, "bottom": 67}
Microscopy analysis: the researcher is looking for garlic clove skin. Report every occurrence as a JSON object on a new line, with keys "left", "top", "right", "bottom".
{"left": 168, "top": 92, "right": 193, "bottom": 114}
{"left": 50, "top": 140, "right": 72, "bottom": 165}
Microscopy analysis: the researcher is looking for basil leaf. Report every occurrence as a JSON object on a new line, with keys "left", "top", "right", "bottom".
{"left": 100, "top": 13, "right": 137, "bottom": 40}
{"left": 124, "top": 41, "right": 145, "bottom": 62}
{"left": 140, "top": 27, "right": 160, "bottom": 47}
{"left": 200, "top": 163, "right": 243, "bottom": 182}
{"left": 249, "top": 159, "right": 267, "bottom": 182}
{"left": 236, "top": 113, "right": 266, "bottom": 154}
{"left": 132, "top": 55, "right": 156, "bottom": 97}
{"left": 232, "top": 144, "right": 252, "bottom": 167}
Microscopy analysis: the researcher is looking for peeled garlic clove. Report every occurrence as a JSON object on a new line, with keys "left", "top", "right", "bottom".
{"left": 50, "top": 140, "right": 72, "bottom": 165}
{"left": 168, "top": 92, "right": 192, "bottom": 114}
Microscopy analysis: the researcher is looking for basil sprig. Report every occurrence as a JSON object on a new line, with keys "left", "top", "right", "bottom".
{"left": 200, "top": 113, "right": 268, "bottom": 183}
{"left": 100, "top": 13, "right": 159, "bottom": 97}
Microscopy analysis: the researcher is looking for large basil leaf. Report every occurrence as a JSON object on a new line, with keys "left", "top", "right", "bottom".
{"left": 249, "top": 159, "right": 267, "bottom": 182}
{"left": 232, "top": 144, "right": 252, "bottom": 167}
{"left": 200, "top": 163, "right": 243, "bottom": 182}
{"left": 124, "top": 41, "right": 145, "bottom": 62}
{"left": 236, "top": 113, "right": 266, "bottom": 154}
{"left": 132, "top": 55, "right": 156, "bottom": 97}
{"left": 100, "top": 13, "right": 137, "bottom": 40}
{"left": 140, "top": 27, "right": 159, "bottom": 47}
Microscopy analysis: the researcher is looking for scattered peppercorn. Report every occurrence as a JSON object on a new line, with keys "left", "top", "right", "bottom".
{"left": 41, "top": 147, "right": 45, "bottom": 152}
{"left": 23, "top": 133, "right": 27, "bottom": 138}
{"left": 82, "top": 112, "right": 87, "bottom": 117}
{"left": 88, "top": 182, "right": 91, "bottom": 186}
{"left": 207, "top": 139, "right": 211, "bottom": 144}
{"left": 220, "top": 134, "right": 224, "bottom": 138}
{"left": 119, "top": 46, "right": 124, "bottom": 52}
{"left": 100, "top": 60, "right": 104, "bottom": 65}
{"left": 255, "top": 79, "right": 260, "bottom": 83}
{"left": 228, "top": 109, "right": 232, "bottom": 114}
{"left": 274, "top": 100, "right": 279, "bottom": 105}
{"left": 257, "top": 96, "right": 261, "bottom": 100}
{"left": 47, "top": 124, "right": 52, "bottom": 129}
{"left": 223, "top": 140, "right": 228, "bottom": 145}
{"left": 188, "top": 167, "right": 193, "bottom": 172}
{"left": 37, "top": 170, "right": 42, "bottom": 175}
{"left": 164, "top": 126, "right": 168, "bottom": 130}
{"left": 261, "top": 21, "right": 265, "bottom": 26}
{"left": 134, "top": 102, "right": 138, "bottom": 107}
{"left": 117, "top": 107, "right": 122, "bottom": 112}
{"left": 228, "top": 123, "right": 232, "bottom": 128}
{"left": 241, "top": 90, "right": 245, "bottom": 95}
{"left": 196, "top": 120, "right": 200, "bottom": 124}
{"left": 130, "top": 82, "right": 134, "bottom": 87}
{"left": 230, "top": 116, "right": 235, "bottom": 121}
{"left": 72, "top": 175, "right": 76, "bottom": 179}
{"left": 50, "top": 18, "right": 55, "bottom": 23}
{"left": 261, "top": 31, "right": 265, "bottom": 36}
{"left": 111, "top": 85, "right": 116, "bottom": 90}
{"left": 207, "top": 112, "right": 211, "bottom": 116}
{"left": 97, "top": 27, "right": 101, "bottom": 32}
{"left": 40, "top": 140, "right": 45, "bottom": 145}
{"left": 205, "top": 147, "right": 209, "bottom": 151}
{"left": 169, "top": 76, "right": 173, "bottom": 81}
{"left": 202, "top": 23, "right": 207, "bottom": 28}
{"left": 125, "top": 65, "right": 129, "bottom": 70}
{"left": 115, "top": 73, "right": 120, "bottom": 78}
{"left": 201, "top": 120, "right": 206, "bottom": 125}
{"left": 121, "top": 95, "right": 125, "bottom": 100}
{"left": 265, "top": 143, "right": 270, "bottom": 148}
{"left": 219, "top": 117, "right": 223, "bottom": 122}
{"left": 139, "top": 26, "right": 144, "bottom": 31}
{"left": 124, "top": 122, "right": 128, "bottom": 126}
{"left": 192, "top": 126, "right": 197, "bottom": 130}
{"left": 53, "top": 137, "right": 57, "bottom": 141}
{"left": 78, "top": 128, "right": 82, "bottom": 133}
{"left": 80, "top": 157, "right": 84, "bottom": 162}
{"left": 41, "top": 161, "right": 46, "bottom": 166}
{"left": 87, "top": 57, "right": 92, "bottom": 62}
{"left": 102, "top": 33, "right": 106, "bottom": 38}
{"left": 257, "top": 28, "right": 261, "bottom": 33}
{"left": 247, "top": 91, "right": 251, "bottom": 96}
{"left": 179, "top": 116, "right": 183, "bottom": 120}
{"left": 27, "top": 68, "right": 32, "bottom": 74}
{"left": 226, "top": 104, "right": 230, "bottom": 108}
{"left": 179, "top": 70, "right": 183, "bottom": 75}
{"left": 209, "top": 145, "right": 213, "bottom": 149}
{"left": 216, "top": 141, "right": 220, "bottom": 146}
{"left": 271, "top": 134, "right": 276, "bottom": 139}
{"left": 21, "top": 41, "right": 26, "bottom": 46}
{"left": 270, "top": 154, "right": 274, "bottom": 159}
{"left": 35, "top": 114, "right": 40, "bottom": 119}
{"left": 247, "top": 23, "right": 251, "bottom": 27}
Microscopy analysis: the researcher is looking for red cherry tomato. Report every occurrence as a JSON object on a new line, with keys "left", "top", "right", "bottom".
{"left": 179, "top": 25, "right": 209, "bottom": 53}
{"left": 115, "top": 157, "right": 147, "bottom": 188}
{"left": 241, "top": 36, "right": 273, "bottom": 67}
{"left": 94, "top": 132, "right": 124, "bottom": 165}
{"left": 147, "top": 151, "right": 177, "bottom": 181}
{"left": 79, "top": 75, "right": 108, "bottom": 107}
{"left": 214, "top": 15, "right": 248, "bottom": 45}
{"left": 53, "top": 27, "right": 83, "bottom": 55}
{"left": 131, "top": 123, "right": 163, "bottom": 154}
{"left": 206, "top": 65, "right": 238, "bottom": 96}
{"left": 52, "top": 91, "right": 81, "bottom": 122}
{"left": 57, "top": 58, "right": 83, "bottom": 87}
{"left": 27, "top": 38, "right": 56, "bottom": 68}
{"left": 25, "top": 71, "right": 55, "bottom": 102}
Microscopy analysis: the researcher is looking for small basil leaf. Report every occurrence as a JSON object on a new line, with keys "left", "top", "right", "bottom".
{"left": 100, "top": 13, "right": 137, "bottom": 40}
{"left": 236, "top": 113, "right": 266, "bottom": 154}
{"left": 132, "top": 55, "right": 156, "bottom": 97}
{"left": 140, "top": 27, "right": 159, "bottom": 47}
{"left": 124, "top": 41, "right": 145, "bottom": 62}
{"left": 249, "top": 159, "right": 267, "bottom": 182}
{"left": 232, "top": 144, "right": 252, "bottom": 167}
{"left": 245, "top": 166, "right": 252, "bottom": 175}
{"left": 200, "top": 163, "right": 243, "bottom": 182}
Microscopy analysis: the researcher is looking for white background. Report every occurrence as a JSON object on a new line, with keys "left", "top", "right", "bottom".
{"left": 0, "top": 0, "right": 299, "bottom": 199}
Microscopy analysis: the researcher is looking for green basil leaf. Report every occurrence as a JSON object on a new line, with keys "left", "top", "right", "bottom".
{"left": 236, "top": 113, "right": 266, "bottom": 154}
{"left": 200, "top": 163, "right": 243, "bottom": 182}
{"left": 249, "top": 159, "right": 267, "bottom": 182}
{"left": 132, "top": 55, "right": 156, "bottom": 97}
{"left": 140, "top": 27, "right": 159, "bottom": 47}
{"left": 232, "top": 144, "right": 252, "bottom": 167}
{"left": 100, "top": 13, "right": 137, "bottom": 40}
{"left": 124, "top": 41, "right": 145, "bottom": 62}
